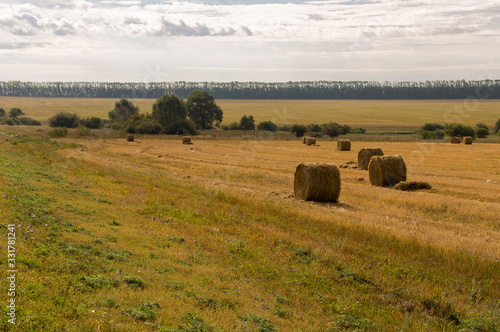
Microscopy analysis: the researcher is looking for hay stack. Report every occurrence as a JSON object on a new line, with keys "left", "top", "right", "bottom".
{"left": 464, "top": 136, "right": 473, "bottom": 145}
{"left": 305, "top": 137, "right": 316, "bottom": 146}
{"left": 368, "top": 155, "right": 407, "bottom": 187}
{"left": 337, "top": 139, "right": 351, "bottom": 151}
{"left": 450, "top": 137, "right": 461, "bottom": 144}
{"left": 394, "top": 181, "right": 432, "bottom": 191}
{"left": 294, "top": 163, "right": 341, "bottom": 202}
{"left": 127, "top": 134, "right": 134, "bottom": 142}
{"left": 357, "top": 148, "right": 384, "bottom": 170}
{"left": 182, "top": 136, "right": 192, "bottom": 144}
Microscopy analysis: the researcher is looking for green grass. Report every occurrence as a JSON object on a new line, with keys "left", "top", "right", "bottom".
{"left": 1, "top": 97, "right": 500, "bottom": 131}
{"left": 0, "top": 129, "right": 498, "bottom": 331}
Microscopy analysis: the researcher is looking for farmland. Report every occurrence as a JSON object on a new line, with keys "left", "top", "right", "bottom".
{"left": 0, "top": 124, "right": 498, "bottom": 331}
{"left": 1, "top": 97, "right": 500, "bottom": 132}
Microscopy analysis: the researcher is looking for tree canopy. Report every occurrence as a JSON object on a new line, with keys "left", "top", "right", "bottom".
{"left": 108, "top": 98, "right": 139, "bottom": 124}
{"left": 186, "top": 90, "right": 223, "bottom": 130}
{"left": 152, "top": 94, "right": 187, "bottom": 129}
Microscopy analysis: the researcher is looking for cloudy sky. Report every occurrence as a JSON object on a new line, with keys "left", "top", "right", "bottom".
{"left": 0, "top": 0, "right": 499, "bottom": 82}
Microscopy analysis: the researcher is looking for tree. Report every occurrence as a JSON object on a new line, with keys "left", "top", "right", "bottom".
{"left": 186, "top": 90, "right": 223, "bottom": 130}
{"left": 80, "top": 117, "right": 103, "bottom": 129}
{"left": 124, "top": 114, "right": 162, "bottom": 135}
{"left": 307, "top": 124, "right": 322, "bottom": 133}
{"left": 257, "top": 121, "right": 278, "bottom": 132}
{"left": 108, "top": 98, "right": 139, "bottom": 124}
{"left": 494, "top": 119, "right": 500, "bottom": 133}
{"left": 290, "top": 124, "right": 307, "bottom": 137}
{"left": 239, "top": 115, "right": 255, "bottom": 130}
{"left": 0, "top": 108, "right": 5, "bottom": 117}
{"left": 444, "top": 123, "right": 476, "bottom": 138}
{"left": 49, "top": 112, "right": 79, "bottom": 128}
{"left": 9, "top": 108, "right": 24, "bottom": 118}
{"left": 420, "top": 123, "right": 444, "bottom": 132}
{"left": 475, "top": 123, "right": 489, "bottom": 138}
{"left": 152, "top": 94, "right": 187, "bottom": 130}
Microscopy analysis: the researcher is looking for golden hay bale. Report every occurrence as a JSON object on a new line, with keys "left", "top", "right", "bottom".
{"left": 337, "top": 139, "right": 351, "bottom": 151}
{"left": 126, "top": 134, "right": 134, "bottom": 142}
{"left": 302, "top": 136, "right": 307, "bottom": 144}
{"left": 368, "top": 155, "right": 407, "bottom": 187}
{"left": 450, "top": 137, "right": 461, "bottom": 144}
{"left": 464, "top": 136, "right": 473, "bottom": 145}
{"left": 182, "top": 136, "right": 192, "bottom": 144}
{"left": 357, "top": 148, "right": 384, "bottom": 170}
{"left": 305, "top": 137, "right": 316, "bottom": 146}
{"left": 294, "top": 163, "right": 341, "bottom": 202}
{"left": 394, "top": 181, "right": 432, "bottom": 191}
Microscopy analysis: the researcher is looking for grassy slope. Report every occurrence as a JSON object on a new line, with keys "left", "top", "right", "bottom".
{"left": 1, "top": 97, "right": 500, "bottom": 132}
{"left": 0, "top": 128, "right": 498, "bottom": 331}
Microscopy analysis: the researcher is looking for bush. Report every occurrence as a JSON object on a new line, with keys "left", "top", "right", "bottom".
{"left": 351, "top": 127, "right": 366, "bottom": 134}
{"left": 307, "top": 124, "right": 322, "bottom": 133}
{"left": 0, "top": 117, "right": 21, "bottom": 126}
{"left": 18, "top": 116, "right": 42, "bottom": 126}
{"left": 222, "top": 122, "right": 241, "bottom": 131}
{"left": 80, "top": 117, "right": 103, "bottom": 129}
{"left": 0, "top": 108, "right": 5, "bottom": 117}
{"left": 444, "top": 123, "right": 476, "bottom": 138}
{"left": 495, "top": 119, "right": 500, "bottom": 133}
{"left": 277, "top": 124, "right": 290, "bottom": 132}
{"left": 420, "top": 123, "right": 444, "bottom": 132}
{"left": 49, "top": 112, "right": 79, "bottom": 128}
{"left": 322, "top": 122, "right": 342, "bottom": 138}
{"left": 109, "top": 98, "right": 139, "bottom": 124}
{"left": 257, "top": 121, "right": 278, "bottom": 132}
{"left": 290, "top": 124, "right": 307, "bottom": 137}
{"left": 164, "top": 118, "right": 199, "bottom": 135}
{"left": 476, "top": 127, "right": 489, "bottom": 139}
{"left": 48, "top": 127, "right": 68, "bottom": 138}
{"left": 9, "top": 108, "right": 24, "bottom": 118}
{"left": 125, "top": 114, "right": 162, "bottom": 135}
{"left": 76, "top": 125, "right": 92, "bottom": 137}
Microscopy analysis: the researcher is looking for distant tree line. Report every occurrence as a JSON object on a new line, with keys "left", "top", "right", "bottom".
{"left": 418, "top": 120, "right": 500, "bottom": 139}
{"left": 0, "top": 80, "right": 499, "bottom": 99}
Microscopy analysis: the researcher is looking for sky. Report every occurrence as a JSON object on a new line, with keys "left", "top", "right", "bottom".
{"left": 0, "top": 0, "right": 499, "bottom": 82}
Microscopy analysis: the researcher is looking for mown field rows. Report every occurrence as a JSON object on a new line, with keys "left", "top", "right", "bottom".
{"left": 0, "top": 126, "right": 498, "bottom": 331}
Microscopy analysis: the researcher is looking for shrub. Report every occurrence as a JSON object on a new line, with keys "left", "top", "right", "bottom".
{"left": 76, "top": 125, "right": 92, "bottom": 137}
{"left": 0, "top": 117, "right": 21, "bottom": 126}
{"left": 277, "top": 124, "right": 290, "bottom": 132}
{"left": 420, "top": 123, "right": 444, "bottom": 132}
{"left": 322, "top": 122, "right": 342, "bottom": 138}
{"left": 124, "top": 114, "right": 162, "bottom": 135}
{"left": 80, "top": 117, "right": 103, "bottom": 129}
{"left": 48, "top": 127, "right": 68, "bottom": 138}
{"left": 164, "top": 118, "right": 199, "bottom": 135}
{"left": 123, "top": 302, "right": 160, "bottom": 322}
{"left": 444, "top": 123, "right": 476, "bottom": 138}
{"left": 290, "top": 124, "right": 307, "bottom": 137}
{"left": 351, "top": 127, "right": 367, "bottom": 134}
{"left": 494, "top": 119, "right": 500, "bottom": 133}
{"left": 257, "top": 121, "right": 278, "bottom": 132}
{"left": 109, "top": 98, "right": 139, "bottom": 124}
{"left": 476, "top": 127, "right": 489, "bottom": 139}
{"left": 0, "top": 108, "right": 5, "bottom": 117}
{"left": 9, "top": 108, "right": 24, "bottom": 118}
{"left": 123, "top": 276, "right": 145, "bottom": 289}
{"left": 18, "top": 116, "right": 42, "bottom": 126}
{"left": 420, "top": 129, "right": 444, "bottom": 139}
{"left": 49, "top": 112, "right": 79, "bottom": 128}
{"left": 239, "top": 114, "right": 255, "bottom": 130}
{"left": 307, "top": 123, "right": 322, "bottom": 132}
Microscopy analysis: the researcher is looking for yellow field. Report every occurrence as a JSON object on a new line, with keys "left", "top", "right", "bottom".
{"left": 1, "top": 126, "right": 499, "bottom": 330}
{"left": 1, "top": 97, "right": 500, "bottom": 131}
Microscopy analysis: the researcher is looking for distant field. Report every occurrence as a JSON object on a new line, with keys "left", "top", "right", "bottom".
{"left": 0, "top": 97, "right": 499, "bottom": 132}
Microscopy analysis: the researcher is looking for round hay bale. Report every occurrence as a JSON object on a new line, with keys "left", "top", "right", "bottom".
{"left": 368, "top": 155, "right": 407, "bottom": 187}
{"left": 337, "top": 139, "right": 351, "bottom": 151}
{"left": 450, "top": 137, "right": 461, "bottom": 144}
{"left": 463, "top": 136, "right": 473, "bottom": 145}
{"left": 357, "top": 148, "right": 384, "bottom": 170}
{"left": 305, "top": 137, "right": 316, "bottom": 146}
{"left": 302, "top": 136, "right": 307, "bottom": 144}
{"left": 126, "top": 134, "right": 134, "bottom": 142}
{"left": 182, "top": 136, "right": 192, "bottom": 144}
{"left": 394, "top": 181, "right": 432, "bottom": 191}
{"left": 294, "top": 163, "right": 341, "bottom": 202}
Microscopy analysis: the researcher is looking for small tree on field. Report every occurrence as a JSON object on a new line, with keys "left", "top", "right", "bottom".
{"left": 257, "top": 121, "right": 277, "bottom": 132}
{"left": 80, "top": 117, "right": 103, "bottom": 129}
{"left": 239, "top": 115, "right": 255, "bottom": 130}
{"left": 290, "top": 124, "right": 307, "bottom": 137}
{"left": 494, "top": 119, "right": 500, "bottom": 134}
{"left": 0, "top": 108, "right": 5, "bottom": 117}
{"left": 307, "top": 124, "right": 322, "bottom": 133}
{"left": 186, "top": 90, "right": 223, "bottom": 130}
{"left": 475, "top": 123, "right": 489, "bottom": 138}
{"left": 108, "top": 98, "right": 139, "bottom": 124}
{"left": 152, "top": 94, "right": 187, "bottom": 130}
{"left": 322, "top": 122, "right": 342, "bottom": 138}
{"left": 444, "top": 123, "right": 476, "bottom": 138}
{"left": 9, "top": 108, "right": 24, "bottom": 118}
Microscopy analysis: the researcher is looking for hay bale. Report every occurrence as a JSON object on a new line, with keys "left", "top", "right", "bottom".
{"left": 305, "top": 137, "right": 316, "bottom": 146}
{"left": 357, "top": 148, "right": 384, "bottom": 170}
{"left": 127, "top": 134, "right": 134, "bottom": 142}
{"left": 368, "top": 155, "right": 407, "bottom": 187}
{"left": 463, "top": 136, "right": 473, "bottom": 145}
{"left": 302, "top": 137, "right": 307, "bottom": 144}
{"left": 450, "top": 137, "right": 461, "bottom": 144}
{"left": 394, "top": 181, "right": 432, "bottom": 191}
{"left": 182, "top": 136, "right": 192, "bottom": 144}
{"left": 294, "top": 163, "right": 341, "bottom": 202}
{"left": 337, "top": 139, "right": 351, "bottom": 151}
